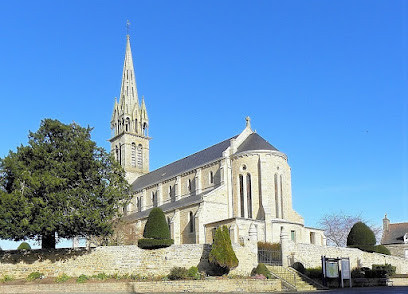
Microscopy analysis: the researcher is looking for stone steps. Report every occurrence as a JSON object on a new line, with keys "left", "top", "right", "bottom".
{"left": 267, "top": 265, "right": 317, "bottom": 291}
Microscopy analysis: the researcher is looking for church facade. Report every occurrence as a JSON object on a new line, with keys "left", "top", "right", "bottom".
{"left": 110, "top": 35, "right": 326, "bottom": 246}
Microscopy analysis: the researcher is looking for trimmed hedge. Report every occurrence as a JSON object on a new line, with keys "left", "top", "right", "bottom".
{"left": 138, "top": 238, "right": 174, "bottom": 249}
{"left": 347, "top": 222, "right": 376, "bottom": 247}
{"left": 251, "top": 263, "right": 271, "bottom": 279}
{"left": 348, "top": 244, "right": 391, "bottom": 255}
{"left": 143, "top": 207, "right": 170, "bottom": 239}
{"left": 138, "top": 207, "right": 174, "bottom": 249}
{"left": 168, "top": 267, "right": 188, "bottom": 280}
{"left": 17, "top": 242, "right": 31, "bottom": 250}
{"left": 257, "top": 242, "right": 281, "bottom": 251}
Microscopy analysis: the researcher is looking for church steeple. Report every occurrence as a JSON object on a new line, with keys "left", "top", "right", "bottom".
{"left": 119, "top": 35, "right": 139, "bottom": 111}
{"left": 109, "top": 32, "right": 150, "bottom": 183}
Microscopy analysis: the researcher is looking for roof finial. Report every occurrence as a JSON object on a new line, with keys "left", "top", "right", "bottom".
{"left": 245, "top": 116, "right": 251, "bottom": 128}
{"left": 126, "top": 20, "right": 131, "bottom": 37}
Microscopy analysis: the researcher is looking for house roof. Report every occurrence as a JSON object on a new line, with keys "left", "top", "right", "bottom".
{"left": 131, "top": 132, "right": 279, "bottom": 192}
{"left": 236, "top": 133, "right": 278, "bottom": 153}
{"left": 382, "top": 222, "right": 408, "bottom": 245}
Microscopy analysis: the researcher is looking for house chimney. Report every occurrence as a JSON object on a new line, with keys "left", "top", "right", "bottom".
{"left": 383, "top": 214, "right": 390, "bottom": 232}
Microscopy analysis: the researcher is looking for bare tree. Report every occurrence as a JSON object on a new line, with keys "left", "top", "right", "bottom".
{"left": 318, "top": 211, "right": 382, "bottom": 247}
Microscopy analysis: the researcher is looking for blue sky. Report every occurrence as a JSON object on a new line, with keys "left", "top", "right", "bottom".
{"left": 0, "top": 1, "right": 407, "bottom": 249}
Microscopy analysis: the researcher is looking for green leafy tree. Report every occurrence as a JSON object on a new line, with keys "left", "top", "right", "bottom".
{"left": 0, "top": 119, "right": 130, "bottom": 249}
{"left": 209, "top": 226, "right": 238, "bottom": 275}
{"left": 347, "top": 221, "right": 376, "bottom": 247}
{"left": 138, "top": 207, "right": 173, "bottom": 249}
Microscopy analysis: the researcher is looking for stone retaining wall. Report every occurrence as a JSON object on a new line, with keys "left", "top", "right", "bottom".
{"left": 0, "top": 244, "right": 257, "bottom": 279}
{"left": 284, "top": 241, "right": 408, "bottom": 274}
{"left": 0, "top": 279, "right": 282, "bottom": 293}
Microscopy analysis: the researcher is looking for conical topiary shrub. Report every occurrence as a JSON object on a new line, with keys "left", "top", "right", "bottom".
{"left": 138, "top": 207, "right": 173, "bottom": 249}
{"left": 347, "top": 221, "right": 376, "bottom": 247}
{"left": 17, "top": 242, "right": 31, "bottom": 250}
{"left": 208, "top": 225, "right": 238, "bottom": 275}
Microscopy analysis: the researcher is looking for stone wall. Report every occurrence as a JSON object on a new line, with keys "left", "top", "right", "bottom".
{"left": 283, "top": 240, "right": 408, "bottom": 274}
{"left": 0, "top": 243, "right": 257, "bottom": 279}
{"left": 0, "top": 279, "right": 282, "bottom": 293}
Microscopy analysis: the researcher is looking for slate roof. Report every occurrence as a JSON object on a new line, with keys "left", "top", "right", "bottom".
{"left": 382, "top": 223, "right": 408, "bottom": 245}
{"left": 131, "top": 132, "right": 280, "bottom": 192}
{"left": 236, "top": 133, "right": 278, "bottom": 153}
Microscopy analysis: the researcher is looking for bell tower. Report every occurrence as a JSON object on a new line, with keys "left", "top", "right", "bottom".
{"left": 109, "top": 33, "right": 150, "bottom": 183}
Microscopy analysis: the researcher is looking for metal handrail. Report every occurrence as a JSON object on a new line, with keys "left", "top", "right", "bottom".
{"left": 287, "top": 266, "right": 329, "bottom": 290}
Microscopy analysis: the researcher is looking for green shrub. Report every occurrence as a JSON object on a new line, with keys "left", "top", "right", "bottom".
{"left": 209, "top": 226, "right": 238, "bottom": 275}
{"left": 138, "top": 238, "right": 174, "bottom": 249}
{"left": 17, "top": 242, "right": 31, "bottom": 250}
{"left": 168, "top": 267, "right": 188, "bottom": 280}
{"left": 251, "top": 263, "right": 271, "bottom": 279}
{"left": 187, "top": 266, "right": 200, "bottom": 280}
{"left": 143, "top": 207, "right": 171, "bottom": 239}
{"left": 347, "top": 222, "right": 376, "bottom": 247}
{"left": 372, "top": 264, "right": 396, "bottom": 277}
{"left": 257, "top": 242, "right": 281, "bottom": 251}
{"left": 76, "top": 274, "right": 89, "bottom": 283}
{"left": 0, "top": 275, "right": 14, "bottom": 283}
{"left": 26, "top": 272, "right": 44, "bottom": 281}
{"left": 374, "top": 245, "right": 391, "bottom": 255}
{"left": 95, "top": 272, "right": 109, "bottom": 280}
{"left": 55, "top": 273, "right": 71, "bottom": 283}
{"left": 305, "top": 267, "right": 323, "bottom": 279}
{"left": 291, "top": 262, "right": 305, "bottom": 274}
{"left": 138, "top": 208, "right": 173, "bottom": 249}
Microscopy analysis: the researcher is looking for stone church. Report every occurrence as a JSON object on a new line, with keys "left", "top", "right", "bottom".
{"left": 110, "top": 34, "right": 326, "bottom": 246}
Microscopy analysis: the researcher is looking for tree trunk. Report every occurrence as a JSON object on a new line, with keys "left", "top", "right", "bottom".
{"left": 41, "top": 232, "right": 56, "bottom": 249}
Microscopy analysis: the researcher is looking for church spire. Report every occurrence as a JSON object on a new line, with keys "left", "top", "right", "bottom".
{"left": 119, "top": 34, "right": 139, "bottom": 112}
{"left": 109, "top": 29, "right": 150, "bottom": 184}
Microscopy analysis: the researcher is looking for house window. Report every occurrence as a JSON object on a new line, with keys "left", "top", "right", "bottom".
{"left": 239, "top": 174, "right": 244, "bottom": 217}
{"left": 291, "top": 230, "right": 296, "bottom": 242}
{"left": 189, "top": 211, "right": 195, "bottom": 233}
{"left": 137, "top": 144, "right": 143, "bottom": 168}
{"left": 138, "top": 197, "right": 142, "bottom": 212}
{"left": 310, "top": 232, "right": 315, "bottom": 244}
{"left": 247, "top": 173, "right": 252, "bottom": 219}
{"left": 209, "top": 171, "right": 214, "bottom": 184}
{"left": 131, "top": 143, "right": 136, "bottom": 167}
{"left": 167, "top": 217, "right": 171, "bottom": 232}
{"left": 274, "top": 174, "right": 279, "bottom": 218}
{"left": 280, "top": 175, "right": 284, "bottom": 219}
{"left": 152, "top": 191, "right": 157, "bottom": 207}
{"left": 188, "top": 179, "right": 192, "bottom": 193}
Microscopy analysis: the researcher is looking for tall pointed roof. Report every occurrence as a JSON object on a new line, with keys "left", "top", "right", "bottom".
{"left": 119, "top": 35, "right": 139, "bottom": 113}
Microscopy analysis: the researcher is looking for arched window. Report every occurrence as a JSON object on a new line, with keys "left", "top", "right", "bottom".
{"left": 125, "top": 118, "right": 130, "bottom": 132}
{"left": 137, "top": 144, "right": 143, "bottom": 168}
{"left": 137, "top": 197, "right": 141, "bottom": 212}
{"left": 280, "top": 175, "right": 284, "bottom": 219}
{"left": 274, "top": 173, "right": 279, "bottom": 218}
{"left": 247, "top": 173, "right": 252, "bottom": 219}
{"left": 189, "top": 211, "right": 195, "bottom": 233}
{"left": 167, "top": 217, "right": 171, "bottom": 232}
{"left": 209, "top": 171, "right": 214, "bottom": 184}
{"left": 239, "top": 174, "right": 244, "bottom": 217}
{"left": 152, "top": 191, "right": 157, "bottom": 207}
{"left": 188, "top": 179, "right": 192, "bottom": 193}
{"left": 131, "top": 143, "right": 136, "bottom": 167}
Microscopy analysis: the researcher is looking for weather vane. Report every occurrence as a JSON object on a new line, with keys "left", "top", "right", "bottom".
{"left": 126, "top": 20, "right": 131, "bottom": 35}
